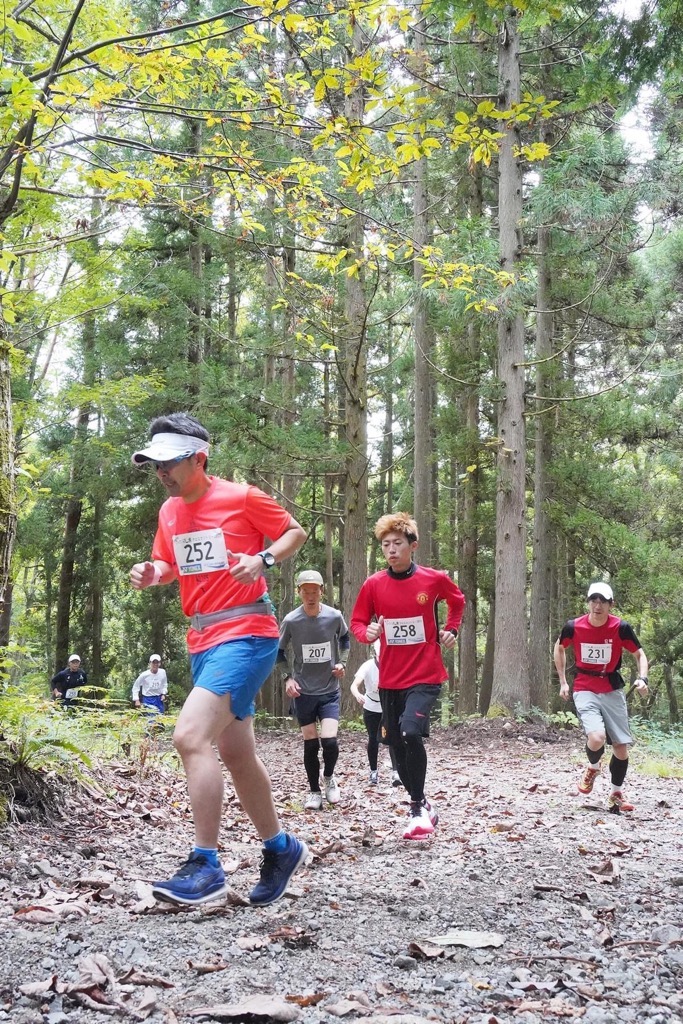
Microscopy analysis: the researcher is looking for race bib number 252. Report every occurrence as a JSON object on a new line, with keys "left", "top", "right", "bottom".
{"left": 173, "top": 528, "right": 229, "bottom": 575}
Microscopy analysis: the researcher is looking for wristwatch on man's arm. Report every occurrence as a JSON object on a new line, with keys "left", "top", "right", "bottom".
{"left": 257, "top": 550, "right": 276, "bottom": 569}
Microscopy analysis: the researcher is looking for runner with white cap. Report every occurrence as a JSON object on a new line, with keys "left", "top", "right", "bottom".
{"left": 277, "top": 569, "right": 350, "bottom": 809}
{"left": 50, "top": 654, "right": 87, "bottom": 709}
{"left": 132, "top": 654, "right": 168, "bottom": 715}
{"left": 554, "top": 581, "right": 649, "bottom": 812}
{"left": 129, "top": 412, "right": 309, "bottom": 906}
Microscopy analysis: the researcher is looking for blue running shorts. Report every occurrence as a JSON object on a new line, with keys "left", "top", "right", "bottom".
{"left": 191, "top": 637, "right": 279, "bottom": 719}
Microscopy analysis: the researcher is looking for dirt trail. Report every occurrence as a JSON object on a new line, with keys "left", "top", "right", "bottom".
{"left": 2, "top": 722, "right": 682, "bottom": 1024}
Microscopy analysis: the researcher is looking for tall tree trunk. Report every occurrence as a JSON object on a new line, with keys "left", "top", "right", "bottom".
{"left": 458, "top": 161, "right": 484, "bottom": 715}
{"left": 54, "top": 407, "right": 89, "bottom": 671}
{"left": 412, "top": 18, "right": 435, "bottom": 563}
{"left": 479, "top": 589, "right": 496, "bottom": 715}
{"left": 528, "top": 30, "right": 555, "bottom": 711}
{"left": 0, "top": 338, "right": 15, "bottom": 646}
{"left": 341, "top": 19, "right": 369, "bottom": 679}
{"left": 491, "top": 10, "right": 530, "bottom": 713}
{"left": 187, "top": 118, "right": 204, "bottom": 391}
{"left": 227, "top": 194, "right": 238, "bottom": 343}
{"left": 663, "top": 662, "right": 679, "bottom": 725}
{"left": 89, "top": 487, "right": 105, "bottom": 686}
{"left": 54, "top": 192, "right": 104, "bottom": 671}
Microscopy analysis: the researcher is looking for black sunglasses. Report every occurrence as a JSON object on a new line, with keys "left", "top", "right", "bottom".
{"left": 151, "top": 454, "right": 191, "bottom": 471}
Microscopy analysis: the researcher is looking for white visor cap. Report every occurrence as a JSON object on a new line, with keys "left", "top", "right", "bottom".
{"left": 132, "top": 432, "right": 209, "bottom": 466}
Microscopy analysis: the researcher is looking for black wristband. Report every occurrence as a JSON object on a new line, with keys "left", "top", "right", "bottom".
{"left": 448, "top": 628, "right": 458, "bottom": 639}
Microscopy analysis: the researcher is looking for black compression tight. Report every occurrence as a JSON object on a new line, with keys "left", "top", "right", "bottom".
{"left": 320, "top": 735, "right": 339, "bottom": 778}
{"left": 303, "top": 738, "right": 321, "bottom": 790}
{"left": 394, "top": 731, "right": 427, "bottom": 803}
{"left": 610, "top": 754, "right": 628, "bottom": 788}
{"left": 363, "top": 709, "right": 382, "bottom": 770}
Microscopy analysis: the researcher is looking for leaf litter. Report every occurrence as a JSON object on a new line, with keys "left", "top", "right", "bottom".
{"left": 2, "top": 723, "right": 683, "bottom": 1024}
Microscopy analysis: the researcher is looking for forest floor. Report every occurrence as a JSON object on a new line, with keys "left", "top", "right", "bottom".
{"left": 1, "top": 720, "right": 683, "bottom": 1024}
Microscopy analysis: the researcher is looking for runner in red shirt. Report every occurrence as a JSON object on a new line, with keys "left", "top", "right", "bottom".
{"left": 130, "top": 413, "right": 309, "bottom": 906}
{"left": 351, "top": 512, "right": 465, "bottom": 839}
{"left": 554, "top": 581, "right": 649, "bottom": 813}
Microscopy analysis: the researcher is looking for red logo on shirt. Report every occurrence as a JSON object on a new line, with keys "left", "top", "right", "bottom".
{"left": 417, "top": 592, "right": 429, "bottom": 604}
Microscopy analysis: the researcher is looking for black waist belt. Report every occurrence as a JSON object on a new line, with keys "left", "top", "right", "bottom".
{"left": 576, "top": 667, "right": 608, "bottom": 677}
{"left": 190, "top": 601, "right": 273, "bottom": 632}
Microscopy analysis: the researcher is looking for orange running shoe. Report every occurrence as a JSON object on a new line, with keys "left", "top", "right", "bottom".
{"left": 607, "top": 790, "right": 634, "bottom": 814}
{"left": 578, "top": 765, "right": 601, "bottom": 794}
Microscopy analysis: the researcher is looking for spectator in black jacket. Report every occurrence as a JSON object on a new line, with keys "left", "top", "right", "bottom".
{"left": 51, "top": 654, "right": 87, "bottom": 709}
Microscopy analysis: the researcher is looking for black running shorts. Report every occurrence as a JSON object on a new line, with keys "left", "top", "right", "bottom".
{"left": 379, "top": 683, "right": 441, "bottom": 745}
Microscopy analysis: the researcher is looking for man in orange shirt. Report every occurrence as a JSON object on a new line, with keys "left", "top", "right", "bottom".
{"left": 130, "top": 413, "right": 308, "bottom": 906}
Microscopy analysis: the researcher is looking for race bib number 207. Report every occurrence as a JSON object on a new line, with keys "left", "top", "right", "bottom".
{"left": 302, "top": 641, "right": 332, "bottom": 664}
{"left": 173, "top": 528, "right": 229, "bottom": 575}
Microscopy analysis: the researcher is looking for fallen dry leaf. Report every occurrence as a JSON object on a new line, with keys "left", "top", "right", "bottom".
{"left": 285, "top": 993, "right": 325, "bottom": 1007}
{"left": 18, "top": 976, "right": 58, "bottom": 997}
{"left": 236, "top": 935, "right": 270, "bottom": 951}
{"left": 187, "top": 961, "right": 229, "bottom": 975}
{"left": 135, "top": 989, "right": 158, "bottom": 1020}
{"left": 188, "top": 994, "right": 300, "bottom": 1021}
{"left": 427, "top": 929, "right": 505, "bottom": 949}
{"left": 325, "top": 998, "right": 371, "bottom": 1017}
{"left": 408, "top": 939, "right": 445, "bottom": 959}
{"left": 119, "top": 968, "right": 175, "bottom": 988}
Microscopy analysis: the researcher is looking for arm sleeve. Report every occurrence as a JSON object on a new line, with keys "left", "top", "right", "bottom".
{"left": 277, "top": 620, "right": 291, "bottom": 676}
{"left": 338, "top": 630, "right": 351, "bottom": 665}
{"left": 350, "top": 581, "right": 374, "bottom": 644}
{"left": 132, "top": 673, "right": 145, "bottom": 700}
{"left": 442, "top": 575, "right": 466, "bottom": 632}
{"left": 50, "top": 670, "right": 65, "bottom": 694}
{"left": 160, "top": 669, "right": 168, "bottom": 694}
{"left": 558, "top": 620, "right": 575, "bottom": 647}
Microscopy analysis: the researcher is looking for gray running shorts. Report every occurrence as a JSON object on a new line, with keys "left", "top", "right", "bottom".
{"left": 573, "top": 688, "right": 633, "bottom": 747}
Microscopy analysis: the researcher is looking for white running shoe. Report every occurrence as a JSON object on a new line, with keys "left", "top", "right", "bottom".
{"left": 403, "top": 800, "right": 437, "bottom": 840}
{"left": 391, "top": 770, "right": 402, "bottom": 787}
{"left": 304, "top": 791, "right": 323, "bottom": 810}
{"left": 423, "top": 798, "right": 439, "bottom": 828}
{"left": 369, "top": 770, "right": 379, "bottom": 785}
{"left": 323, "top": 775, "right": 341, "bottom": 804}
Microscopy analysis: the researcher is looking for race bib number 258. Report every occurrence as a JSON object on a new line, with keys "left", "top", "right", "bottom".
{"left": 384, "top": 616, "right": 426, "bottom": 646}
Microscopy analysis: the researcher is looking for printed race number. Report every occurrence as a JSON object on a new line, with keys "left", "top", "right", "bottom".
{"left": 302, "top": 641, "right": 332, "bottom": 664}
{"left": 580, "top": 642, "right": 611, "bottom": 665}
{"left": 173, "top": 528, "right": 228, "bottom": 575}
{"left": 384, "top": 616, "right": 426, "bottom": 646}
